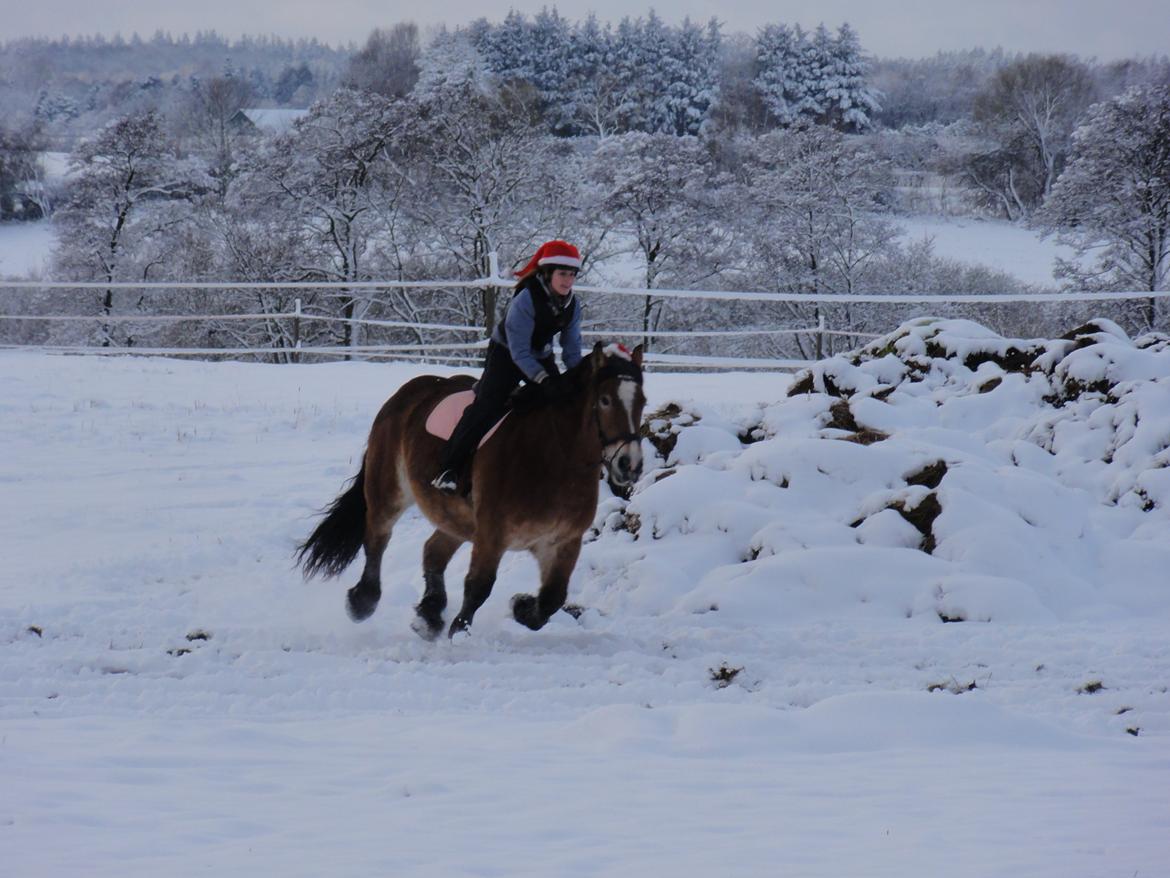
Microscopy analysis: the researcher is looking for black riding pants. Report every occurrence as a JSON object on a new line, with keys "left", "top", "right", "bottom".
{"left": 439, "top": 342, "right": 556, "bottom": 475}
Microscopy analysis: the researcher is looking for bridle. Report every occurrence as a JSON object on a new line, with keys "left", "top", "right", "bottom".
{"left": 593, "top": 360, "right": 644, "bottom": 470}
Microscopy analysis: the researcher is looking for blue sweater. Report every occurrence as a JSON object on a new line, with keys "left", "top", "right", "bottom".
{"left": 491, "top": 279, "right": 584, "bottom": 382}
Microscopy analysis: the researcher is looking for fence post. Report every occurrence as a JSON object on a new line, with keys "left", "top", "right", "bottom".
{"left": 488, "top": 251, "right": 500, "bottom": 282}
{"left": 817, "top": 312, "right": 826, "bottom": 361}
{"left": 292, "top": 298, "right": 302, "bottom": 364}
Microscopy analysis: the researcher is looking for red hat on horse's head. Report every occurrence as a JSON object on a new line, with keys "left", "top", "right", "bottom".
{"left": 515, "top": 240, "right": 582, "bottom": 279}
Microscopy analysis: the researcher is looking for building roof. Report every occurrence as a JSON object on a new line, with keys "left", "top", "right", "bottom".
{"left": 230, "top": 108, "right": 310, "bottom": 133}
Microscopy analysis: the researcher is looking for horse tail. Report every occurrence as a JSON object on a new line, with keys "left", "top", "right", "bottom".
{"left": 297, "top": 455, "right": 367, "bottom": 579}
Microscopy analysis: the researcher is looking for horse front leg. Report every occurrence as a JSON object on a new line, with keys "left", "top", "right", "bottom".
{"left": 448, "top": 537, "right": 505, "bottom": 639}
{"left": 411, "top": 530, "right": 463, "bottom": 641}
{"left": 512, "top": 538, "right": 582, "bottom": 631}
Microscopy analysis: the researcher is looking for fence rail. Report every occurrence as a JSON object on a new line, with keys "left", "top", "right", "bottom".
{"left": 2, "top": 276, "right": 1168, "bottom": 303}
{"left": 2, "top": 259, "right": 1165, "bottom": 370}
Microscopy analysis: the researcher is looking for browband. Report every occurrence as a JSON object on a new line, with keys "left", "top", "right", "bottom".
{"left": 596, "top": 357, "right": 643, "bottom": 385}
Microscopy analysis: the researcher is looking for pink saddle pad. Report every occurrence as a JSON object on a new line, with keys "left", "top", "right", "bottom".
{"left": 425, "top": 390, "right": 510, "bottom": 448}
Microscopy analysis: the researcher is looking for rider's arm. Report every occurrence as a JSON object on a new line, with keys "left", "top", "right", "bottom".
{"left": 503, "top": 289, "right": 549, "bottom": 382}
{"left": 559, "top": 300, "right": 584, "bottom": 370}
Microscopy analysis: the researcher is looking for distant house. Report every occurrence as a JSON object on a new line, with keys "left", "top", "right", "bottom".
{"left": 228, "top": 108, "right": 310, "bottom": 136}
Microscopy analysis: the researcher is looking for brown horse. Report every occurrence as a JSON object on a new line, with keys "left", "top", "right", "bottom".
{"left": 297, "top": 342, "right": 645, "bottom": 639}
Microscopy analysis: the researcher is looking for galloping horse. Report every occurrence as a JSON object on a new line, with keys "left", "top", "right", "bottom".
{"left": 297, "top": 342, "right": 646, "bottom": 639}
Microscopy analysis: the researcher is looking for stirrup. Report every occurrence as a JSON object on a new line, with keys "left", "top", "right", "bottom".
{"left": 431, "top": 469, "right": 459, "bottom": 495}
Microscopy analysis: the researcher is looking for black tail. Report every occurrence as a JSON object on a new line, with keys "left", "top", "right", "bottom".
{"left": 296, "top": 457, "right": 367, "bottom": 579}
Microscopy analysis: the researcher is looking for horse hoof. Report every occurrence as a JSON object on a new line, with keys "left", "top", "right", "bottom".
{"left": 346, "top": 586, "right": 380, "bottom": 623}
{"left": 511, "top": 593, "right": 543, "bottom": 631}
{"left": 448, "top": 617, "right": 471, "bottom": 640}
{"left": 411, "top": 614, "right": 443, "bottom": 642}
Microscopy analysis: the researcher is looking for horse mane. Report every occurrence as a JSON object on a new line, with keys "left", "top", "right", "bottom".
{"left": 508, "top": 346, "right": 642, "bottom": 416}
{"left": 508, "top": 357, "right": 593, "bottom": 415}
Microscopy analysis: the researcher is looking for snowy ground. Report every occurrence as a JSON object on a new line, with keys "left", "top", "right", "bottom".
{"left": 2, "top": 323, "right": 1168, "bottom": 876}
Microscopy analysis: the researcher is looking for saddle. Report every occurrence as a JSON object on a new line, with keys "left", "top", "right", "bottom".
{"left": 424, "top": 390, "right": 511, "bottom": 447}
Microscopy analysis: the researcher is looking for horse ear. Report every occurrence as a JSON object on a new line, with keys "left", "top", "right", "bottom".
{"left": 631, "top": 344, "right": 644, "bottom": 368}
{"left": 590, "top": 341, "right": 606, "bottom": 373}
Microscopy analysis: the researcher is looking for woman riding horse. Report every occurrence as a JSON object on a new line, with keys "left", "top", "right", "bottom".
{"left": 431, "top": 239, "right": 586, "bottom": 495}
{"left": 296, "top": 258, "right": 646, "bottom": 639}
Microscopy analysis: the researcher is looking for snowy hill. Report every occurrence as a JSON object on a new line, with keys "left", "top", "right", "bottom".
{"left": 2, "top": 321, "right": 1168, "bottom": 876}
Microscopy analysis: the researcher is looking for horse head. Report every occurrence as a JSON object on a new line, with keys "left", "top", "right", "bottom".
{"left": 587, "top": 341, "right": 646, "bottom": 494}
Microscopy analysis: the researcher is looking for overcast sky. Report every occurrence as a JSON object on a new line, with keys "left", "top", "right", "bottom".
{"left": 7, "top": 0, "right": 1169, "bottom": 60}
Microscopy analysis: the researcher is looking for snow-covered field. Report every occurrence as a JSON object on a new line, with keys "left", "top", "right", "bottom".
{"left": 0, "top": 212, "right": 1076, "bottom": 289}
{"left": 2, "top": 318, "right": 1168, "bottom": 876}
{"left": 0, "top": 219, "right": 55, "bottom": 278}
{"left": 895, "top": 214, "right": 1084, "bottom": 288}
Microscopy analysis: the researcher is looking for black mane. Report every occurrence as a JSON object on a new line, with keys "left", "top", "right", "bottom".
{"left": 508, "top": 347, "right": 640, "bottom": 415}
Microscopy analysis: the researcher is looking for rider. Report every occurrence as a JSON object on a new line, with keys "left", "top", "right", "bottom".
{"left": 431, "top": 239, "right": 585, "bottom": 495}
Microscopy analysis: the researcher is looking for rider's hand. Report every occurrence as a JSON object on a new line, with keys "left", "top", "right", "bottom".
{"left": 539, "top": 372, "right": 570, "bottom": 402}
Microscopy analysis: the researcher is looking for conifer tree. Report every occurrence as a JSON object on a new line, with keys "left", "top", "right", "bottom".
{"left": 827, "top": 23, "right": 881, "bottom": 130}
{"left": 754, "top": 24, "right": 804, "bottom": 127}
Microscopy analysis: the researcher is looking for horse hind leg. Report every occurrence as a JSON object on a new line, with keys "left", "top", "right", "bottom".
{"left": 411, "top": 530, "right": 463, "bottom": 641}
{"left": 346, "top": 482, "right": 407, "bottom": 623}
{"left": 512, "top": 538, "right": 582, "bottom": 631}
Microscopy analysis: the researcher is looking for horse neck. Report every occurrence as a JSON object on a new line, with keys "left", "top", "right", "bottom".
{"left": 546, "top": 381, "right": 601, "bottom": 466}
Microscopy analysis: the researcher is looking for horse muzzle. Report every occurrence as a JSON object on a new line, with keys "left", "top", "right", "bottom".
{"left": 604, "top": 439, "right": 643, "bottom": 489}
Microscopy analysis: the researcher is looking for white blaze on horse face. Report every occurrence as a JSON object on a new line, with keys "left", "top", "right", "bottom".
{"left": 612, "top": 377, "right": 643, "bottom": 482}
{"left": 618, "top": 379, "right": 638, "bottom": 437}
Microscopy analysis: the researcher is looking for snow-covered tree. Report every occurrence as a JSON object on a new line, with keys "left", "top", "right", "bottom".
{"left": 709, "top": 32, "right": 768, "bottom": 134}
{"left": 974, "top": 54, "right": 1097, "bottom": 202}
{"left": 744, "top": 126, "right": 899, "bottom": 357}
{"left": 53, "top": 110, "right": 203, "bottom": 345}
{"left": 0, "top": 123, "right": 46, "bottom": 221}
{"left": 471, "top": 11, "right": 719, "bottom": 136}
{"left": 800, "top": 24, "right": 835, "bottom": 121}
{"left": 821, "top": 23, "right": 881, "bottom": 131}
{"left": 473, "top": 10, "right": 577, "bottom": 133}
{"left": 400, "top": 75, "right": 565, "bottom": 336}
{"left": 869, "top": 48, "right": 1009, "bottom": 129}
{"left": 754, "top": 21, "right": 877, "bottom": 131}
{"left": 589, "top": 132, "right": 734, "bottom": 349}
{"left": 569, "top": 15, "right": 621, "bottom": 137}
{"left": 242, "top": 89, "right": 408, "bottom": 350}
{"left": 1040, "top": 83, "right": 1170, "bottom": 331}
{"left": 477, "top": 10, "right": 534, "bottom": 83}
{"left": 343, "top": 24, "right": 421, "bottom": 99}
{"left": 956, "top": 127, "right": 1041, "bottom": 221}
{"left": 659, "top": 18, "right": 722, "bottom": 136}
{"left": 413, "top": 28, "right": 492, "bottom": 102}
{"left": 608, "top": 16, "right": 651, "bottom": 132}
{"left": 529, "top": 7, "right": 577, "bottom": 133}
{"left": 754, "top": 24, "right": 805, "bottom": 127}
{"left": 182, "top": 71, "right": 253, "bottom": 198}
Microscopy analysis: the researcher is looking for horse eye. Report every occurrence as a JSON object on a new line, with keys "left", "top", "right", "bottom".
{"left": 600, "top": 395, "right": 612, "bottom": 406}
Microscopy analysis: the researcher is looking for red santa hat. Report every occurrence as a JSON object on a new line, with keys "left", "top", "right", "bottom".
{"left": 514, "top": 240, "right": 582, "bottom": 278}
